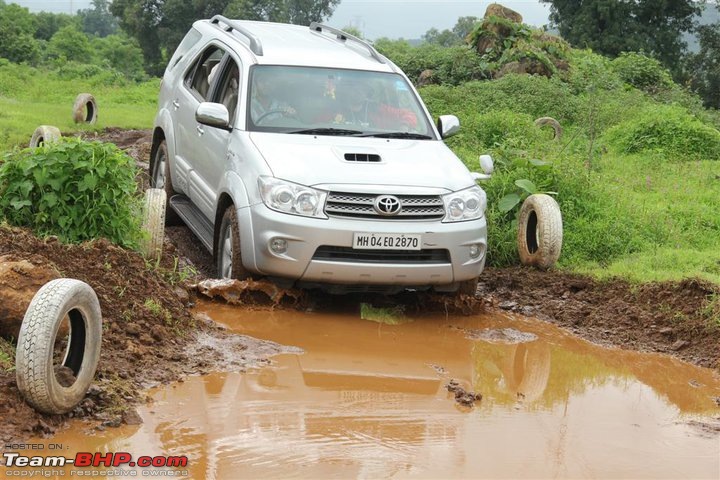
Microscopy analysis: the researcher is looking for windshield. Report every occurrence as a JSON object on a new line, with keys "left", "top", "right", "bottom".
{"left": 247, "top": 66, "right": 435, "bottom": 138}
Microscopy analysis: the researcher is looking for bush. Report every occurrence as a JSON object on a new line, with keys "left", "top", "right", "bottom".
{"left": 375, "top": 39, "right": 489, "bottom": 85}
{"left": 604, "top": 106, "right": 720, "bottom": 160}
{"left": 473, "top": 110, "right": 542, "bottom": 149}
{"left": 0, "top": 138, "right": 143, "bottom": 247}
{"left": 611, "top": 52, "right": 674, "bottom": 93}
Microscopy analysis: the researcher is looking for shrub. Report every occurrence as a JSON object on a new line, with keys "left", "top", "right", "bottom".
{"left": 611, "top": 52, "right": 674, "bottom": 93}
{"left": 604, "top": 106, "right": 720, "bottom": 160}
{"left": 0, "top": 138, "right": 143, "bottom": 247}
{"left": 473, "top": 110, "right": 542, "bottom": 149}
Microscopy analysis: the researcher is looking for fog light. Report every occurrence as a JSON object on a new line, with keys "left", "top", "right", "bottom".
{"left": 469, "top": 244, "right": 482, "bottom": 259}
{"left": 270, "top": 238, "right": 288, "bottom": 254}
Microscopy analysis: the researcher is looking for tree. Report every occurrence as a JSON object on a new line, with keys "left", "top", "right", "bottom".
{"left": 422, "top": 16, "right": 480, "bottom": 47}
{"left": 422, "top": 27, "right": 462, "bottom": 47}
{"left": 112, "top": 0, "right": 341, "bottom": 76}
{"left": 0, "top": 3, "right": 40, "bottom": 63}
{"left": 34, "top": 11, "right": 78, "bottom": 41}
{"left": 78, "top": 0, "right": 118, "bottom": 37}
{"left": 452, "top": 15, "right": 479, "bottom": 42}
{"left": 686, "top": 23, "right": 720, "bottom": 108}
{"left": 541, "top": 0, "right": 701, "bottom": 76}
{"left": 93, "top": 34, "right": 146, "bottom": 80}
{"left": 47, "top": 25, "right": 92, "bottom": 63}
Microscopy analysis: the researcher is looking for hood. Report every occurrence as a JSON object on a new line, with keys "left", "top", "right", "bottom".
{"left": 249, "top": 132, "right": 474, "bottom": 193}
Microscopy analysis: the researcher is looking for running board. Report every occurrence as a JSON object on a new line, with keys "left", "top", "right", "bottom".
{"left": 169, "top": 195, "right": 214, "bottom": 253}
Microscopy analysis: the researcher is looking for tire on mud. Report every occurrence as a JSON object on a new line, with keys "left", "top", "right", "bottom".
{"left": 150, "top": 139, "right": 180, "bottom": 225}
{"left": 141, "top": 188, "right": 166, "bottom": 262}
{"left": 534, "top": 117, "right": 562, "bottom": 141}
{"left": 15, "top": 279, "right": 102, "bottom": 415}
{"left": 217, "top": 207, "right": 250, "bottom": 280}
{"left": 72, "top": 93, "right": 98, "bottom": 124}
{"left": 29, "top": 125, "right": 61, "bottom": 148}
{"left": 517, "top": 194, "right": 563, "bottom": 269}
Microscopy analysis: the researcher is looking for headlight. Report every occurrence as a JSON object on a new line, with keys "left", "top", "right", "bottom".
{"left": 258, "top": 177, "right": 327, "bottom": 218}
{"left": 442, "top": 186, "right": 486, "bottom": 222}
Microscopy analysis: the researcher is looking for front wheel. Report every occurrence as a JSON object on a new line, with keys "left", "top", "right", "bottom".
{"left": 150, "top": 139, "right": 180, "bottom": 225}
{"left": 216, "top": 207, "right": 250, "bottom": 280}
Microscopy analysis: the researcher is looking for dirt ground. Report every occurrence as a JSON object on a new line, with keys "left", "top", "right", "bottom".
{"left": 1, "top": 127, "right": 719, "bottom": 446}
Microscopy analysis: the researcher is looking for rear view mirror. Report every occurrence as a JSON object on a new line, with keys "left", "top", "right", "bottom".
{"left": 437, "top": 115, "right": 460, "bottom": 139}
{"left": 196, "top": 102, "right": 231, "bottom": 131}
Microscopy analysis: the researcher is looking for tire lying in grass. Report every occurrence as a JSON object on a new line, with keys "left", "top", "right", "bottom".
{"left": 534, "top": 117, "right": 562, "bottom": 141}
{"left": 141, "top": 188, "right": 167, "bottom": 262}
{"left": 15, "top": 279, "right": 102, "bottom": 415}
{"left": 29, "top": 125, "right": 61, "bottom": 148}
{"left": 517, "top": 194, "right": 563, "bottom": 269}
{"left": 72, "top": 93, "right": 98, "bottom": 124}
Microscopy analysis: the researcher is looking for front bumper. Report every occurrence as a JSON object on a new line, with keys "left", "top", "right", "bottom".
{"left": 243, "top": 203, "right": 487, "bottom": 286}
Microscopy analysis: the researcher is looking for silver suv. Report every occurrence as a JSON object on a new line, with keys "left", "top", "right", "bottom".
{"left": 150, "top": 16, "right": 492, "bottom": 294}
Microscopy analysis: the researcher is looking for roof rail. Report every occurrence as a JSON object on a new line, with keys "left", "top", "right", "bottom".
{"left": 309, "top": 22, "right": 386, "bottom": 64}
{"left": 211, "top": 15, "right": 264, "bottom": 56}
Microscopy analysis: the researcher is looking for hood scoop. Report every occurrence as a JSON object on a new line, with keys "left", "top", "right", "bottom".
{"left": 344, "top": 153, "right": 381, "bottom": 163}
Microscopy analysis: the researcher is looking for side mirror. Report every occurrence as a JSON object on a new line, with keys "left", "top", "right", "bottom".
{"left": 196, "top": 102, "right": 231, "bottom": 130}
{"left": 437, "top": 115, "right": 460, "bottom": 139}
{"left": 472, "top": 154, "right": 494, "bottom": 181}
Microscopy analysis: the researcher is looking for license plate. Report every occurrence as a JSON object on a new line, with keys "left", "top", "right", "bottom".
{"left": 353, "top": 233, "right": 422, "bottom": 250}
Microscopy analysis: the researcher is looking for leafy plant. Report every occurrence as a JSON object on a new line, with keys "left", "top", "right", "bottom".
{"left": 0, "top": 138, "right": 143, "bottom": 247}
{"left": 497, "top": 166, "right": 557, "bottom": 214}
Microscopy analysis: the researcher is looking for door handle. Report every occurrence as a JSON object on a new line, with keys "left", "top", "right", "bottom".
{"left": 196, "top": 125, "right": 205, "bottom": 135}
{"left": 172, "top": 100, "right": 180, "bottom": 110}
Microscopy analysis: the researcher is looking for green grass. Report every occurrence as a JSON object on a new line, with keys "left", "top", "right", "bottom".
{"left": 0, "top": 338, "right": 15, "bottom": 373}
{"left": 0, "top": 62, "right": 158, "bottom": 150}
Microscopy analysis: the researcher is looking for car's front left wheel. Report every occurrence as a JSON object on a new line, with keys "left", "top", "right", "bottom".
{"left": 217, "top": 207, "right": 250, "bottom": 280}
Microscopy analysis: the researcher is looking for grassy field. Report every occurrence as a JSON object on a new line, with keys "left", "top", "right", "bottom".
{"left": 1, "top": 57, "right": 719, "bottom": 285}
{"left": 0, "top": 61, "right": 158, "bottom": 149}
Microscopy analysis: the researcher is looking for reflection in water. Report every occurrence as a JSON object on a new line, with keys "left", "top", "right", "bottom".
{"left": 13, "top": 302, "right": 720, "bottom": 479}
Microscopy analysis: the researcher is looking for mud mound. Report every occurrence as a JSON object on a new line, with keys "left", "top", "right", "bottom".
{"left": 479, "top": 267, "right": 720, "bottom": 368}
{"left": 0, "top": 226, "right": 258, "bottom": 445}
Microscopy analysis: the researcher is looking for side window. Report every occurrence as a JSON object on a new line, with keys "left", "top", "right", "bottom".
{"left": 184, "top": 46, "right": 225, "bottom": 101}
{"left": 212, "top": 58, "right": 241, "bottom": 125}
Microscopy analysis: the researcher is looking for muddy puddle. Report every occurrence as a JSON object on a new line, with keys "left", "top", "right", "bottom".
{"left": 7, "top": 302, "right": 720, "bottom": 479}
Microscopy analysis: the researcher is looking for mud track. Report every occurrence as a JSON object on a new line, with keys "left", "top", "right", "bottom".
{"left": 1, "top": 127, "right": 718, "bottom": 446}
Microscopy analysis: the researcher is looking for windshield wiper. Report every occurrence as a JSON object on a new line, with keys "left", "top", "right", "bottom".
{"left": 288, "top": 128, "right": 364, "bottom": 136}
{"left": 359, "top": 132, "right": 433, "bottom": 140}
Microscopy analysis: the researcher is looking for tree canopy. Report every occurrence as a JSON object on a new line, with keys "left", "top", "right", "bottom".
{"left": 541, "top": 0, "right": 701, "bottom": 75}
{"left": 422, "top": 16, "right": 479, "bottom": 47}
{"left": 111, "top": 0, "right": 340, "bottom": 76}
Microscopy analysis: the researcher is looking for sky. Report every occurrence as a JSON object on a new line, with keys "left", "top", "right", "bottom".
{"left": 10, "top": 0, "right": 551, "bottom": 39}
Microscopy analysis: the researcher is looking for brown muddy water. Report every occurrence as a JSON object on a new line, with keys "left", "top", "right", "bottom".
{"left": 8, "top": 301, "right": 720, "bottom": 479}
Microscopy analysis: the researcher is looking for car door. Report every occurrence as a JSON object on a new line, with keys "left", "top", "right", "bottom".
{"left": 191, "top": 55, "right": 243, "bottom": 220}
{"left": 171, "top": 44, "right": 225, "bottom": 215}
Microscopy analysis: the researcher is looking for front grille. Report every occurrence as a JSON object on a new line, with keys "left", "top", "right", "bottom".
{"left": 313, "top": 246, "right": 451, "bottom": 264}
{"left": 325, "top": 192, "right": 445, "bottom": 220}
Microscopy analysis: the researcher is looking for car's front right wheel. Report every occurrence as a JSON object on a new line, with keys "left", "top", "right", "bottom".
{"left": 217, "top": 207, "right": 250, "bottom": 280}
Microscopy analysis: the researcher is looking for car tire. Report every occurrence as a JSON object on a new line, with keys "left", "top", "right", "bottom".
{"left": 29, "top": 125, "right": 61, "bottom": 148}
{"left": 72, "top": 93, "right": 98, "bottom": 124}
{"left": 517, "top": 194, "right": 563, "bottom": 269}
{"left": 150, "top": 139, "right": 181, "bottom": 225}
{"left": 217, "top": 207, "right": 250, "bottom": 280}
{"left": 141, "top": 188, "right": 166, "bottom": 262}
{"left": 15, "top": 279, "right": 102, "bottom": 415}
{"left": 534, "top": 117, "right": 562, "bottom": 140}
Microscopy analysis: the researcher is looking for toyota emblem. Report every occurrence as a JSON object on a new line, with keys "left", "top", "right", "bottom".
{"left": 374, "top": 195, "right": 402, "bottom": 216}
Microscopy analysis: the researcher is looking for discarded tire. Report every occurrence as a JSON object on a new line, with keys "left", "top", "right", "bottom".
{"left": 15, "top": 279, "right": 102, "bottom": 415}
{"left": 72, "top": 93, "right": 98, "bottom": 124}
{"left": 29, "top": 125, "right": 61, "bottom": 148}
{"left": 141, "top": 188, "right": 167, "bottom": 262}
{"left": 534, "top": 117, "right": 562, "bottom": 141}
{"left": 517, "top": 194, "right": 563, "bottom": 269}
